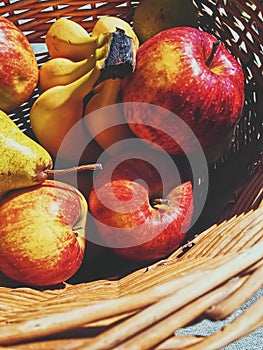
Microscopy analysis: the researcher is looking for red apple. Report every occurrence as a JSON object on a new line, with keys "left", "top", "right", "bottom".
{"left": 121, "top": 26, "right": 245, "bottom": 156}
{"left": 88, "top": 155, "right": 193, "bottom": 262}
{"left": 0, "top": 180, "right": 87, "bottom": 286}
{"left": 0, "top": 16, "right": 39, "bottom": 112}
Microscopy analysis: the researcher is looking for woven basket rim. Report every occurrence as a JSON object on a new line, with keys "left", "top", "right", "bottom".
{"left": 0, "top": 1, "right": 262, "bottom": 349}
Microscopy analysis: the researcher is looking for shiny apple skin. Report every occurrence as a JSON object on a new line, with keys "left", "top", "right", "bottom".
{"left": 88, "top": 157, "right": 193, "bottom": 262}
{"left": 0, "top": 180, "right": 86, "bottom": 286}
{"left": 122, "top": 26, "right": 245, "bottom": 154}
{"left": 0, "top": 16, "right": 39, "bottom": 112}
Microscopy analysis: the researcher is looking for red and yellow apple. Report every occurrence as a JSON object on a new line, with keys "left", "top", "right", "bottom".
{"left": 0, "top": 180, "right": 87, "bottom": 286}
{"left": 121, "top": 27, "right": 245, "bottom": 157}
{"left": 88, "top": 155, "right": 193, "bottom": 262}
{"left": 0, "top": 16, "right": 39, "bottom": 112}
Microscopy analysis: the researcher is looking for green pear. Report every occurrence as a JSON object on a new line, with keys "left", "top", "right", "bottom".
{"left": 133, "top": 0, "right": 198, "bottom": 43}
{"left": 0, "top": 110, "right": 53, "bottom": 197}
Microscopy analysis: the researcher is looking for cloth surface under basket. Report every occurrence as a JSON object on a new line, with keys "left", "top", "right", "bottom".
{"left": 176, "top": 288, "right": 263, "bottom": 349}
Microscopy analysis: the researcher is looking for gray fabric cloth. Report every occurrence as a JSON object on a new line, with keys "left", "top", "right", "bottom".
{"left": 175, "top": 288, "right": 263, "bottom": 349}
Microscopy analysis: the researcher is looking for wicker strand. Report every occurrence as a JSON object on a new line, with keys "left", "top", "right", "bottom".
{"left": 174, "top": 206, "right": 263, "bottom": 260}
{"left": 183, "top": 296, "right": 263, "bottom": 350}
{"left": 74, "top": 241, "right": 263, "bottom": 350}
{"left": 156, "top": 335, "right": 203, "bottom": 349}
{"left": 106, "top": 276, "right": 249, "bottom": 350}
{"left": 0, "top": 268, "right": 216, "bottom": 345}
{"left": 204, "top": 263, "right": 263, "bottom": 320}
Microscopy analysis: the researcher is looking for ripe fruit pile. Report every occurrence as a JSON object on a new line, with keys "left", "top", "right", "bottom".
{"left": 0, "top": 8, "right": 245, "bottom": 287}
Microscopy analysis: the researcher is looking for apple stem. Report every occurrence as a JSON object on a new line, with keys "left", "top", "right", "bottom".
{"left": 152, "top": 198, "right": 170, "bottom": 207}
{"left": 206, "top": 41, "right": 221, "bottom": 67}
{"left": 45, "top": 163, "right": 102, "bottom": 178}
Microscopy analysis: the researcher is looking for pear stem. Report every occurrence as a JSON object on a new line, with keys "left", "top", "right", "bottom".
{"left": 45, "top": 163, "right": 102, "bottom": 178}
{"left": 206, "top": 41, "right": 220, "bottom": 67}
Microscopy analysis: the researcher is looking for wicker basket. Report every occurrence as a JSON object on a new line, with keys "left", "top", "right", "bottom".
{"left": 0, "top": 1, "right": 262, "bottom": 349}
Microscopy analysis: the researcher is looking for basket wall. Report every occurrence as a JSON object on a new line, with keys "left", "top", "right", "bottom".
{"left": 0, "top": 1, "right": 262, "bottom": 349}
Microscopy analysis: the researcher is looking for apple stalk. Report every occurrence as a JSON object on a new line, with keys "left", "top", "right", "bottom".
{"left": 151, "top": 197, "right": 171, "bottom": 208}
{"left": 206, "top": 41, "right": 221, "bottom": 67}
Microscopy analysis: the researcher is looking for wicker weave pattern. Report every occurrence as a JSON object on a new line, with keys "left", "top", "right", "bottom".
{"left": 0, "top": 0, "right": 135, "bottom": 42}
{"left": 195, "top": 0, "right": 263, "bottom": 159}
{"left": 0, "top": 1, "right": 262, "bottom": 349}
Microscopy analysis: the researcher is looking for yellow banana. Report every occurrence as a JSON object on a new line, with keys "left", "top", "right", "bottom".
{"left": 36, "top": 16, "right": 138, "bottom": 161}
{"left": 45, "top": 18, "right": 110, "bottom": 61}
{"left": 83, "top": 78, "right": 134, "bottom": 155}
{"left": 39, "top": 43, "right": 109, "bottom": 92}
{"left": 30, "top": 63, "right": 101, "bottom": 162}
{"left": 92, "top": 16, "right": 140, "bottom": 50}
{"left": 39, "top": 57, "right": 96, "bottom": 92}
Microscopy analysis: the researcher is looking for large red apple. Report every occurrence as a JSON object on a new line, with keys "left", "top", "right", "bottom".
{"left": 121, "top": 26, "right": 245, "bottom": 156}
{"left": 88, "top": 155, "right": 193, "bottom": 262}
{"left": 0, "top": 180, "right": 86, "bottom": 286}
{"left": 0, "top": 16, "right": 39, "bottom": 112}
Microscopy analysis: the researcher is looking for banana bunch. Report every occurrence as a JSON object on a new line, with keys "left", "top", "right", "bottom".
{"left": 30, "top": 16, "right": 139, "bottom": 164}
{"left": 45, "top": 17, "right": 109, "bottom": 61}
{"left": 38, "top": 46, "right": 108, "bottom": 93}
